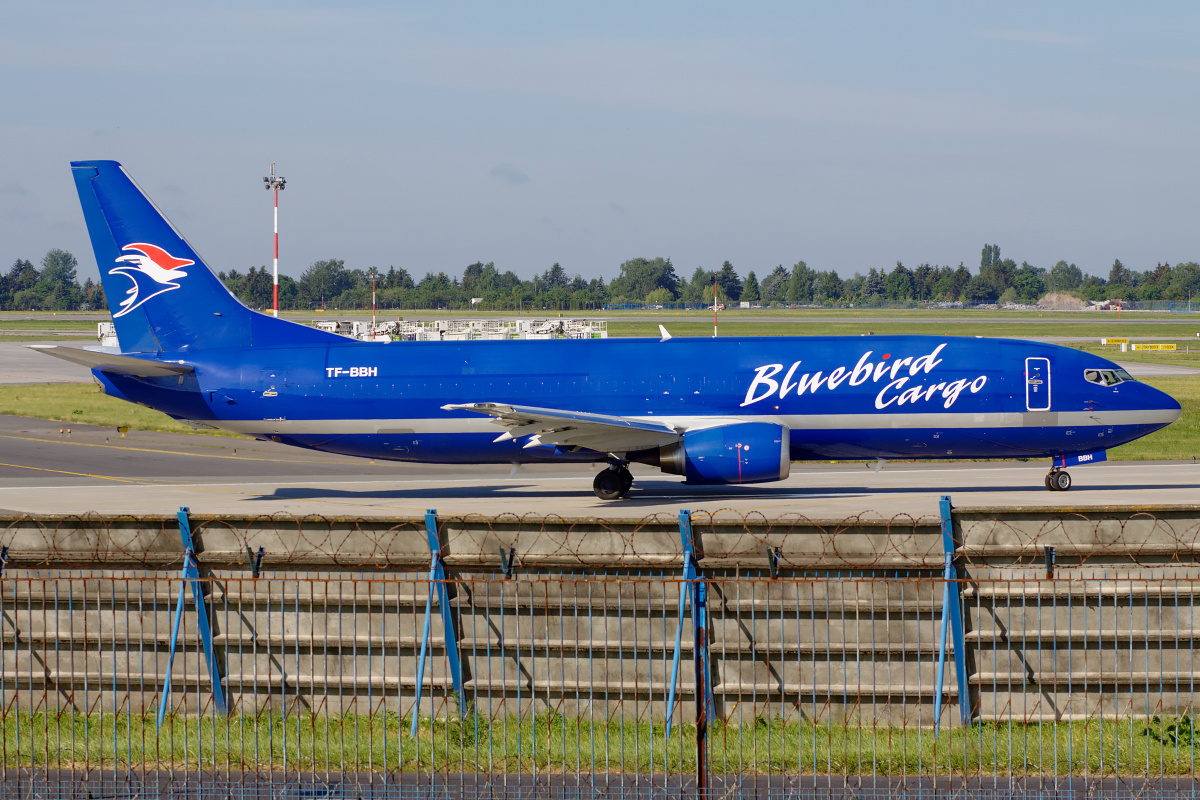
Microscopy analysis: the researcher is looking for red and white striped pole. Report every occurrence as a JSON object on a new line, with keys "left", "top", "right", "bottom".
{"left": 263, "top": 164, "right": 286, "bottom": 317}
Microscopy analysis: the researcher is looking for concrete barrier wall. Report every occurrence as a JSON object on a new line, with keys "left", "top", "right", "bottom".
{"left": 0, "top": 505, "right": 1197, "bottom": 726}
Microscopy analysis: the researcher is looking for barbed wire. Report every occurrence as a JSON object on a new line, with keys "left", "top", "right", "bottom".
{"left": 0, "top": 507, "right": 1198, "bottom": 573}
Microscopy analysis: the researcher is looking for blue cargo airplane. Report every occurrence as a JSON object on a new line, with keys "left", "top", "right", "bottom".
{"left": 32, "top": 160, "right": 1181, "bottom": 499}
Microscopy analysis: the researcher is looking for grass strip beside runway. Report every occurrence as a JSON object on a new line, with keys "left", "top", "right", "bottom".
{"left": 0, "top": 319, "right": 98, "bottom": 330}
{"left": 609, "top": 318, "right": 1200, "bottom": 339}
{"left": 0, "top": 384, "right": 242, "bottom": 438}
{"left": 0, "top": 335, "right": 95, "bottom": 343}
{"left": 1108, "top": 376, "right": 1199, "bottom": 461}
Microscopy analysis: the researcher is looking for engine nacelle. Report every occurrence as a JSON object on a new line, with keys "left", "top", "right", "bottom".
{"left": 651, "top": 422, "right": 791, "bottom": 485}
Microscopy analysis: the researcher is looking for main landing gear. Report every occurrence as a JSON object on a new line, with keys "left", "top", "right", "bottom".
{"left": 1045, "top": 467, "right": 1072, "bottom": 492}
{"left": 593, "top": 462, "right": 634, "bottom": 500}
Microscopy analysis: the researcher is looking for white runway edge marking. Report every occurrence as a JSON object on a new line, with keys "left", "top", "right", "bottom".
{"left": 657, "top": 492, "right": 858, "bottom": 501}
{"left": 0, "top": 476, "right": 597, "bottom": 491}
{"left": 0, "top": 462, "right": 1189, "bottom": 492}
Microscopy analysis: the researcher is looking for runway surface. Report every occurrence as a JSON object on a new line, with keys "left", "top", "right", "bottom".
{"left": 0, "top": 341, "right": 95, "bottom": 384}
{"left": 0, "top": 415, "right": 1196, "bottom": 519}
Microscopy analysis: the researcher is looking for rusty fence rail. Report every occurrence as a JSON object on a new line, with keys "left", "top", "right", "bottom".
{"left": 0, "top": 501, "right": 1198, "bottom": 798}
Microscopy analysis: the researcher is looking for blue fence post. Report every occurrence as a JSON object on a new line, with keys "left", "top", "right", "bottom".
{"left": 157, "top": 507, "right": 227, "bottom": 729}
{"left": 689, "top": 512, "right": 711, "bottom": 793}
{"left": 410, "top": 509, "right": 467, "bottom": 737}
{"left": 933, "top": 495, "right": 971, "bottom": 735}
{"left": 665, "top": 510, "right": 714, "bottom": 742}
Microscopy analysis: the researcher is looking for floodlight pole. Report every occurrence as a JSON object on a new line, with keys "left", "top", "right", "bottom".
{"left": 263, "top": 164, "right": 286, "bottom": 317}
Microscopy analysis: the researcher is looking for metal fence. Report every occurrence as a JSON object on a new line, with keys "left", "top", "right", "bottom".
{"left": 2, "top": 503, "right": 1200, "bottom": 798}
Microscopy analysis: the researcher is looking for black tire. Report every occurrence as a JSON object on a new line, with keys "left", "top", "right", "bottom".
{"left": 593, "top": 469, "right": 623, "bottom": 500}
{"left": 1045, "top": 473, "right": 1054, "bottom": 491}
{"left": 1052, "top": 470, "right": 1072, "bottom": 491}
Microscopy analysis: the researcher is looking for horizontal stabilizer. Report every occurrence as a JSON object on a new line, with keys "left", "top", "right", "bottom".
{"left": 28, "top": 345, "right": 193, "bottom": 378}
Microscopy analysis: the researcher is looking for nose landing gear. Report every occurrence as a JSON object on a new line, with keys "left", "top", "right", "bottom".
{"left": 1045, "top": 468, "right": 1072, "bottom": 492}
{"left": 593, "top": 463, "right": 634, "bottom": 500}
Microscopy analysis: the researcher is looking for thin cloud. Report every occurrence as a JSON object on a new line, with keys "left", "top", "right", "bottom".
{"left": 0, "top": 183, "right": 30, "bottom": 197}
{"left": 975, "top": 29, "right": 1088, "bottom": 46}
{"left": 401, "top": 38, "right": 1136, "bottom": 143}
{"left": 489, "top": 163, "right": 529, "bottom": 185}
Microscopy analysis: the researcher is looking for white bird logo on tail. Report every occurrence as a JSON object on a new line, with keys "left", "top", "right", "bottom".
{"left": 109, "top": 243, "right": 194, "bottom": 317}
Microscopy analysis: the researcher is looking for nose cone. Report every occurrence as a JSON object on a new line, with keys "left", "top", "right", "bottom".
{"left": 1138, "top": 381, "right": 1182, "bottom": 425}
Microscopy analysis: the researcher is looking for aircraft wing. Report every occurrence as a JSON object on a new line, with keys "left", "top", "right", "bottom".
{"left": 28, "top": 345, "right": 193, "bottom": 378}
{"left": 442, "top": 402, "right": 682, "bottom": 453}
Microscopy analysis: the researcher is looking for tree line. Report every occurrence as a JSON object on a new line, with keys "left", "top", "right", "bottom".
{"left": 210, "top": 247, "right": 1200, "bottom": 309}
{"left": 0, "top": 250, "right": 106, "bottom": 311}
{"left": 3, "top": 244, "right": 1199, "bottom": 312}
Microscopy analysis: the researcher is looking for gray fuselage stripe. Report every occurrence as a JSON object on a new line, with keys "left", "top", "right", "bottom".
{"left": 212, "top": 408, "right": 1178, "bottom": 437}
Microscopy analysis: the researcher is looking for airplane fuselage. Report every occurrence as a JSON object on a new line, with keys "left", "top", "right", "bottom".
{"left": 92, "top": 333, "right": 1178, "bottom": 466}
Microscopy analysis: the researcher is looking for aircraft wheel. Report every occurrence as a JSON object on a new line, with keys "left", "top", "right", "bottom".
{"left": 1044, "top": 473, "right": 1054, "bottom": 491}
{"left": 593, "top": 468, "right": 624, "bottom": 500}
{"left": 1050, "top": 470, "right": 1072, "bottom": 492}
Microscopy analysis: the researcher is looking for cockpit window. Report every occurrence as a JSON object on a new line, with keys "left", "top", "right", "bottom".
{"left": 1084, "top": 368, "right": 1135, "bottom": 387}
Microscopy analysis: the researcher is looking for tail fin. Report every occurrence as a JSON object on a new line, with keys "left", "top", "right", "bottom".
{"left": 71, "top": 160, "right": 338, "bottom": 353}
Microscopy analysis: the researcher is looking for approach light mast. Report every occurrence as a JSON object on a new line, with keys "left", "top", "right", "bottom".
{"left": 263, "top": 164, "right": 286, "bottom": 317}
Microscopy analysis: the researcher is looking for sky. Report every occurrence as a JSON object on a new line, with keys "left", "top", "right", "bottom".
{"left": 2, "top": 2, "right": 1199, "bottom": 285}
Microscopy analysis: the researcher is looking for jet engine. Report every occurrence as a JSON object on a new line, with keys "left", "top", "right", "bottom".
{"left": 637, "top": 422, "right": 790, "bottom": 485}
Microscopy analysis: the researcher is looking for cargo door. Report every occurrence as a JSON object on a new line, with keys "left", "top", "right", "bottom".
{"left": 1025, "top": 357, "right": 1050, "bottom": 411}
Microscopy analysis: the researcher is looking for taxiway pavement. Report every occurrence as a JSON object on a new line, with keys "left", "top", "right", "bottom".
{"left": 0, "top": 341, "right": 95, "bottom": 384}
{"left": 0, "top": 415, "right": 1196, "bottom": 520}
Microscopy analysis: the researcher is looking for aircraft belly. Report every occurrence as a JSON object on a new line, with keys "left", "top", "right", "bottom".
{"left": 789, "top": 421, "right": 1166, "bottom": 460}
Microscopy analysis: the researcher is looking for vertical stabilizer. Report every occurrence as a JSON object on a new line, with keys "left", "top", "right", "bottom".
{"left": 71, "top": 160, "right": 253, "bottom": 352}
{"left": 71, "top": 160, "right": 342, "bottom": 353}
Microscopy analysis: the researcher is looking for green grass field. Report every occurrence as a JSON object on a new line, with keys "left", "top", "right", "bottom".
{"left": 0, "top": 318, "right": 98, "bottom": 330}
{"left": 3, "top": 711, "right": 1197, "bottom": 776}
{"left": 1108, "top": 377, "right": 1200, "bottom": 460}
{"left": 609, "top": 318, "right": 1200, "bottom": 339}
{"left": 1066, "top": 342, "right": 1200, "bottom": 369}
{"left": 0, "top": 383, "right": 244, "bottom": 437}
{"left": 0, "top": 334, "right": 93, "bottom": 342}
{"left": 281, "top": 307, "right": 1198, "bottom": 322}
{"left": 3, "top": 308, "right": 1199, "bottom": 338}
